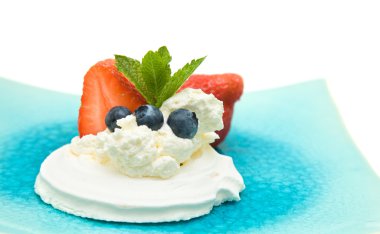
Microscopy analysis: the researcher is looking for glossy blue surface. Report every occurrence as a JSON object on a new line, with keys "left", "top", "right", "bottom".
{"left": 1, "top": 78, "right": 380, "bottom": 233}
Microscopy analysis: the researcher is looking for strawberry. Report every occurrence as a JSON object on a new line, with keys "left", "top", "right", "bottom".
{"left": 78, "top": 59, "right": 146, "bottom": 137}
{"left": 180, "top": 74, "right": 243, "bottom": 146}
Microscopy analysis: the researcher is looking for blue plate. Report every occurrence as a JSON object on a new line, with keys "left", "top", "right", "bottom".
{"left": 1, "top": 78, "right": 380, "bottom": 234}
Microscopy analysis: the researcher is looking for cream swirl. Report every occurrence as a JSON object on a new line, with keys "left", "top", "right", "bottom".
{"left": 70, "top": 88, "right": 223, "bottom": 179}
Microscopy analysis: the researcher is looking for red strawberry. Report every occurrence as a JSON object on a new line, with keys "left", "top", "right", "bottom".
{"left": 78, "top": 59, "right": 146, "bottom": 137}
{"left": 180, "top": 74, "right": 243, "bottom": 146}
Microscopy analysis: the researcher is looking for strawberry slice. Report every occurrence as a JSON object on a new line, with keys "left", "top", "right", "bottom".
{"left": 78, "top": 59, "right": 146, "bottom": 137}
{"left": 180, "top": 74, "right": 244, "bottom": 146}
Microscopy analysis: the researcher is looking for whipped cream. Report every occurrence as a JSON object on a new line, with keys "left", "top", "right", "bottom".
{"left": 35, "top": 144, "right": 245, "bottom": 223}
{"left": 70, "top": 88, "right": 223, "bottom": 179}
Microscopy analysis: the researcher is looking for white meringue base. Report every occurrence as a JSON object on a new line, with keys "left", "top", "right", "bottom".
{"left": 34, "top": 144, "right": 245, "bottom": 223}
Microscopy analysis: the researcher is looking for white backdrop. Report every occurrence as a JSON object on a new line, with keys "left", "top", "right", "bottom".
{"left": 1, "top": 0, "right": 379, "bottom": 175}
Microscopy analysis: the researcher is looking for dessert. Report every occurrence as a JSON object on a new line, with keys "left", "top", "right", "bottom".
{"left": 35, "top": 46, "right": 245, "bottom": 222}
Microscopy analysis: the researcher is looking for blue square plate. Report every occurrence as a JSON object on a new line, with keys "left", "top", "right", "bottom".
{"left": 1, "top": 78, "right": 380, "bottom": 233}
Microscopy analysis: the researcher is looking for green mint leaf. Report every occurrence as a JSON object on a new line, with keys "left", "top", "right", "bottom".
{"left": 157, "top": 46, "right": 172, "bottom": 64}
{"left": 141, "top": 46, "right": 172, "bottom": 105}
{"left": 156, "top": 56, "right": 206, "bottom": 107}
{"left": 115, "top": 47, "right": 205, "bottom": 107}
{"left": 115, "top": 54, "right": 154, "bottom": 104}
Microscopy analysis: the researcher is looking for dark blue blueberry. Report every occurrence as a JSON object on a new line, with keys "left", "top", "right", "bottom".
{"left": 167, "top": 108, "right": 198, "bottom": 139}
{"left": 105, "top": 106, "right": 132, "bottom": 132}
{"left": 134, "top": 105, "right": 164, "bottom": 131}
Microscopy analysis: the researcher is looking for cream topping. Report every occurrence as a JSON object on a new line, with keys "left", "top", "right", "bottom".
{"left": 70, "top": 88, "right": 223, "bottom": 178}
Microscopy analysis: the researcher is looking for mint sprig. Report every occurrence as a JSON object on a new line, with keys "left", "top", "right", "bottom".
{"left": 115, "top": 46, "right": 205, "bottom": 107}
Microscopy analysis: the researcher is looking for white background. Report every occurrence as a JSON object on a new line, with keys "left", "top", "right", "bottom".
{"left": 1, "top": 0, "right": 379, "bottom": 175}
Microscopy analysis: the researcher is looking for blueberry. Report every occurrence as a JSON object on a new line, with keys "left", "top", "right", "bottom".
{"left": 167, "top": 109, "right": 198, "bottom": 139}
{"left": 134, "top": 105, "right": 164, "bottom": 131}
{"left": 105, "top": 106, "right": 132, "bottom": 132}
